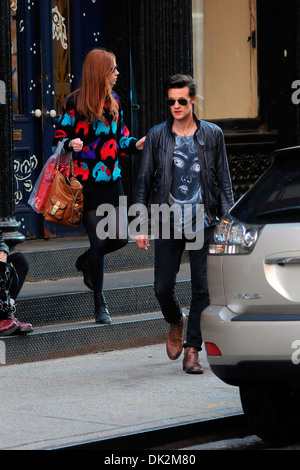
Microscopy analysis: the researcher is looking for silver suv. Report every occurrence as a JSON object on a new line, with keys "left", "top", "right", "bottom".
{"left": 201, "top": 146, "right": 300, "bottom": 444}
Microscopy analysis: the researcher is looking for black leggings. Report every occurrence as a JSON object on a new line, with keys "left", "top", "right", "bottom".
{"left": 8, "top": 252, "right": 29, "bottom": 300}
{"left": 83, "top": 206, "right": 128, "bottom": 293}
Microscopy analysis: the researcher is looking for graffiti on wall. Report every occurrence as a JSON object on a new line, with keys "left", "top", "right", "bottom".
{"left": 14, "top": 155, "right": 38, "bottom": 204}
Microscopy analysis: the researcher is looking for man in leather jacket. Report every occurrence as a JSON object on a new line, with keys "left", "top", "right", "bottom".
{"left": 135, "top": 74, "right": 234, "bottom": 374}
{"left": 0, "top": 232, "right": 33, "bottom": 335}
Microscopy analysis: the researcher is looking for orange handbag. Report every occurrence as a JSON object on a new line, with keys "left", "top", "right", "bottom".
{"left": 43, "top": 153, "right": 84, "bottom": 227}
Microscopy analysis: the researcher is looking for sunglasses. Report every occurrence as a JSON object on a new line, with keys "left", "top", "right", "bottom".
{"left": 167, "top": 98, "right": 189, "bottom": 106}
{"left": 111, "top": 65, "right": 118, "bottom": 73}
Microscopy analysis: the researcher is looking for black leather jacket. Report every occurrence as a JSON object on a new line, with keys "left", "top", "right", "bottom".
{"left": 135, "top": 114, "right": 234, "bottom": 225}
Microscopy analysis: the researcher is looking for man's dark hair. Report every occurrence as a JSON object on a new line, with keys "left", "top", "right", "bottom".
{"left": 164, "top": 74, "right": 197, "bottom": 98}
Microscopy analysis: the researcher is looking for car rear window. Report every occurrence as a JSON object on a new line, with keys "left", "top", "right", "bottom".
{"left": 230, "top": 156, "right": 300, "bottom": 224}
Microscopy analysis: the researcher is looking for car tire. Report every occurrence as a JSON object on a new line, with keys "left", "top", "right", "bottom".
{"left": 239, "top": 380, "right": 300, "bottom": 444}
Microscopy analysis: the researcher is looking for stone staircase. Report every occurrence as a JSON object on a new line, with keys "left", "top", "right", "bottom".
{"left": 0, "top": 236, "right": 191, "bottom": 365}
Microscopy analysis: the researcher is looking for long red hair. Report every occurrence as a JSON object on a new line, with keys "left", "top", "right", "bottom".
{"left": 67, "top": 49, "right": 119, "bottom": 124}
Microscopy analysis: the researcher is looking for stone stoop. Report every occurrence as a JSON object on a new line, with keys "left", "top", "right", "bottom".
{"left": 0, "top": 237, "right": 191, "bottom": 365}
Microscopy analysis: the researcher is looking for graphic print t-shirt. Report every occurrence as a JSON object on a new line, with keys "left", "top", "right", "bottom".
{"left": 169, "top": 134, "right": 203, "bottom": 234}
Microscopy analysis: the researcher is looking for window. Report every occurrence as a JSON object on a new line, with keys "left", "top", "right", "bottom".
{"left": 192, "top": 0, "right": 258, "bottom": 120}
{"left": 52, "top": 0, "right": 72, "bottom": 113}
{"left": 231, "top": 153, "right": 300, "bottom": 225}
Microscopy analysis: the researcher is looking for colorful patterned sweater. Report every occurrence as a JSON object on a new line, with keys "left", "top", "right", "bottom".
{"left": 52, "top": 92, "right": 138, "bottom": 187}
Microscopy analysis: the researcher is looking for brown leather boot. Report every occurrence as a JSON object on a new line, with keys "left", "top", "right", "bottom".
{"left": 183, "top": 347, "right": 204, "bottom": 374}
{"left": 166, "top": 313, "right": 186, "bottom": 360}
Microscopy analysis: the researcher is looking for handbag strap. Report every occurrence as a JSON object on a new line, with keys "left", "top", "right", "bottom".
{"left": 56, "top": 151, "right": 75, "bottom": 177}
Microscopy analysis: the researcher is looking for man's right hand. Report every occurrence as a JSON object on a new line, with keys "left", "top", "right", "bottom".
{"left": 135, "top": 235, "right": 150, "bottom": 251}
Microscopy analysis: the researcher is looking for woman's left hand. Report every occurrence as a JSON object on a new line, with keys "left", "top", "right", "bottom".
{"left": 136, "top": 136, "right": 146, "bottom": 151}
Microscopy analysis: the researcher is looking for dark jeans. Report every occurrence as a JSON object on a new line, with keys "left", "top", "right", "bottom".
{"left": 154, "top": 226, "right": 214, "bottom": 351}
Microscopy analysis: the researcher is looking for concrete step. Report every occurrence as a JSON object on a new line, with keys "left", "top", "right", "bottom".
{"left": 0, "top": 310, "right": 189, "bottom": 366}
{"left": 16, "top": 266, "right": 191, "bottom": 326}
{"left": 15, "top": 237, "right": 189, "bottom": 281}
{"left": 5, "top": 236, "right": 192, "bottom": 366}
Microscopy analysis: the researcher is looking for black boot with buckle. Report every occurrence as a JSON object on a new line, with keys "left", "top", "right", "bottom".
{"left": 94, "top": 292, "right": 112, "bottom": 324}
{"left": 0, "top": 262, "right": 18, "bottom": 335}
{"left": 0, "top": 262, "right": 33, "bottom": 335}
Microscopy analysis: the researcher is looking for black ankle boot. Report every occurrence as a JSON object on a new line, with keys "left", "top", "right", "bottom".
{"left": 75, "top": 250, "right": 93, "bottom": 290}
{"left": 94, "top": 292, "right": 112, "bottom": 324}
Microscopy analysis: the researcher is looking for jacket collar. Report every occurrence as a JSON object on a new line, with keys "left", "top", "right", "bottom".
{"left": 166, "top": 112, "right": 201, "bottom": 131}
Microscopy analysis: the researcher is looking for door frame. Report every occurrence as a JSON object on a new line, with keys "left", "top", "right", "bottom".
{"left": 13, "top": 0, "right": 87, "bottom": 239}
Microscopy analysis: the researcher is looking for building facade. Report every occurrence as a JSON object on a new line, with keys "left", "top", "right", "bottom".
{"left": 1, "top": 0, "right": 300, "bottom": 241}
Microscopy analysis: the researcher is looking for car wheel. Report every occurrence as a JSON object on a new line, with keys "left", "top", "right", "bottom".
{"left": 239, "top": 380, "right": 300, "bottom": 444}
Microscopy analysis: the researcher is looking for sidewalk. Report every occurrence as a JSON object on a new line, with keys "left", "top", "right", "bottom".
{"left": 0, "top": 343, "right": 242, "bottom": 450}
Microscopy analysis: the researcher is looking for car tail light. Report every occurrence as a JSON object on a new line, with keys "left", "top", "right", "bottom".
{"left": 209, "top": 215, "right": 262, "bottom": 255}
{"left": 205, "top": 342, "right": 222, "bottom": 356}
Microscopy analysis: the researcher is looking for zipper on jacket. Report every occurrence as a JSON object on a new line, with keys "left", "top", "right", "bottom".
{"left": 163, "top": 126, "right": 175, "bottom": 203}
{"left": 193, "top": 133, "right": 214, "bottom": 224}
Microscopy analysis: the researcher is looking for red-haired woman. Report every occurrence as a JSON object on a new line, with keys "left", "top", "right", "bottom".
{"left": 52, "top": 48, "right": 145, "bottom": 325}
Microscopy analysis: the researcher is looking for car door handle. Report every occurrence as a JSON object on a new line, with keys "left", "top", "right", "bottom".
{"left": 265, "top": 256, "right": 300, "bottom": 265}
